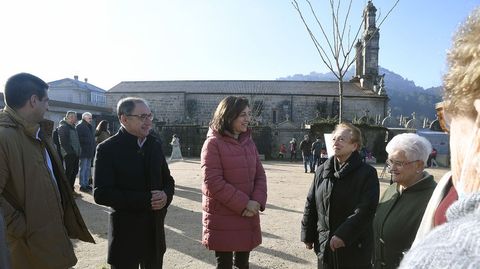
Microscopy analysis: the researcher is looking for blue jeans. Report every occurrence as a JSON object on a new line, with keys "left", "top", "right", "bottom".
{"left": 79, "top": 158, "right": 92, "bottom": 188}
{"left": 303, "top": 154, "right": 313, "bottom": 172}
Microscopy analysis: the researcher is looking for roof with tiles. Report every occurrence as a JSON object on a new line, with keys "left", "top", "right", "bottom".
{"left": 49, "top": 78, "right": 106, "bottom": 93}
{"left": 108, "top": 80, "right": 383, "bottom": 98}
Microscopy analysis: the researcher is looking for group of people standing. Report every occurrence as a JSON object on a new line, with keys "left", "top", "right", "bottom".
{"left": 0, "top": 80, "right": 266, "bottom": 269}
{"left": 281, "top": 135, "right": 328, "bottom": 173}
{"left": 301, "top": 7, "right": 480, "bottom": 268}
{"left": 52, "top": 111, "right": 111, "bottom": 194}
{"left": 1, "top": 7, "right": 480, "bottom": 269}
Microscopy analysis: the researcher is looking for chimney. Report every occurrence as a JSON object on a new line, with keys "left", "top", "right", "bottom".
{"left": 84, "top": 78, "right": 88, "bottom": 83}
{"left": 74, "top": 75, "right": 78, "bottom": 80}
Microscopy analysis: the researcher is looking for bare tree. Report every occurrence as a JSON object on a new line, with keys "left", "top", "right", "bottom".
{"left": 292, "top": 0, "right": 399, "bottom": 123}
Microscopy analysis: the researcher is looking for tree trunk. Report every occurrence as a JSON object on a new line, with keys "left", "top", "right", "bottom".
{"left": 338, "top": 79, "right": 344, "bottom": 123}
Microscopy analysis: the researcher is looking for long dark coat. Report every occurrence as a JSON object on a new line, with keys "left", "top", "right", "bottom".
{"left": 94, "top": 128, "right": 175, "bottom": 265}
{"left": 76, "top": 120, "right": 96, "bottom": 159}
{"left": 301, "top": 151, "right": 379, "bottom": 268}
{"left": 373, "top": 173, "right": 436, "bottom": 269}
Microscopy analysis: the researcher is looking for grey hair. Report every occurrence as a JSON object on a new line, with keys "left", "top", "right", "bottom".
{"left": 386, "top": 133, "right": 432, "bottom": 163}
{"left": 66, "top": 111, "right": 76, "bottom": 118}
{"left": 82, "top": 112, "right": 92, "bottom": 119}
{"left": 116, "top": 97, "right": 149, "bottom": 118}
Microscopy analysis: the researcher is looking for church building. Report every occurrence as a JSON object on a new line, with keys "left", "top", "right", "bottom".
{"left": 105, "top": 1, "right": 388, "bottom": 128}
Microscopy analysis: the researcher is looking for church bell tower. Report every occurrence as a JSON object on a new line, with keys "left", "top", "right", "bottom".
{"left": 354, "top": 1, "right": 380, "bottom": 92}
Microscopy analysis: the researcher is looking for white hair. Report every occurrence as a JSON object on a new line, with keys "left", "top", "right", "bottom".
{"left": 82, "top": 112, "right": 92, "bottom": 119}
{"left": 385, "top": 133, "right": 432, "bottom": 163}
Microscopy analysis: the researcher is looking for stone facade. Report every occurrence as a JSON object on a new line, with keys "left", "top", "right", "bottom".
{"left": 107, "top": 81, "right": 388, "bottom": 128}
{"left": 106, "top": 1, "right": 387, "bottom": 128}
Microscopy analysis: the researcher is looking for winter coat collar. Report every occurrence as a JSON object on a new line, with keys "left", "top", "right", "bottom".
{"left": 206, "top": 127, "right": 252, "bottom": 145}
{"left": 118, "top": 127, "right": 156, "bottom": 148}
{"left": 78, "top": 120, "right": 92, "bottom": 129}
{"left": 396, "top": 172, "right": 435, "bottom": 194}
{"left": 447, "top": 192, "right": 480, "bottom": 221}
{"left": 0, "top": 106, "right": 39, "bottom": 139}
{"left": 59, "top": 118, "right": 75, "bottom": 128}
{"left": 322, "top": 150, "right": 362, "bottom": 179}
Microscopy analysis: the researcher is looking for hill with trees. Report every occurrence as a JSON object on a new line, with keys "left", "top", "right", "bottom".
{"left": 277, "top": 67, "right": 442, "bottom": 122}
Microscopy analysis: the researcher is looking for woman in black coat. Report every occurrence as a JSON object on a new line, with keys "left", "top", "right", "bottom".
{"left": 301, "top": 123, "right": 380, "bottom": 269}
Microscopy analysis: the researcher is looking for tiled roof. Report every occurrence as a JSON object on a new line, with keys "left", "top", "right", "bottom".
{"left": 49, "top": 78, "right": 106, "bottom": 93}
{"left": 108, "top": 80, "right": 382, "bottom": 98}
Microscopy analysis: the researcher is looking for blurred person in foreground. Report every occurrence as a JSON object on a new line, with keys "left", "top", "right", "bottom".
{"left": 400, "top": 7, "right": 480, "bottom": 268}
{"left": 201, "top": 96, "right": 267, "bottom": 269}
{"left": 0, "top": 73, "right": 94, "bottom": 268}
{"left": 94, "top": 97, "right": 174, "bottom": 268}
{"left": 373, "top": 133, "right": 436, "bottom": 269}
{"left": 301, "top": 123, "right": 379, "bottom": 269}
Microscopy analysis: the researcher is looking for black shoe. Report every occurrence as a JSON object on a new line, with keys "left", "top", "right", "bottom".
{"left": 80, "top": 186, "right": 91, "bottom": 193}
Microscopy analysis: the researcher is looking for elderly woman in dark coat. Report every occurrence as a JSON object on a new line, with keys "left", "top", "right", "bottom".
{"left": 301, "top": 123, "right": 379, "bottom": 269}
{"left": 372, "top": 133, "right": 436, "bottom": 269}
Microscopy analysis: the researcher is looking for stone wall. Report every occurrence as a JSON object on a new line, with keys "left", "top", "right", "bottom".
{"left": 107, "top": 92, "right": 386, "bottom": 127}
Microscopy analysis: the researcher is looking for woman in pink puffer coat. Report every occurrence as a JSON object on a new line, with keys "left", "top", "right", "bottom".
{"left": 201, "top": 96, "right": 268, "bottom": 269}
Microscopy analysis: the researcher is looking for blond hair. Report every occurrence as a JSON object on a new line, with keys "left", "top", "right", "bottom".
{"left": 334, "top": 122, "right": 363, "bottom": 149}
{"left": 443, "top": 7, "right": 480, "bottom": 117}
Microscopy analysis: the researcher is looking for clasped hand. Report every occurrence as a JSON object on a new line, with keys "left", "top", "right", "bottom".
{"left": 151, "top": 190, "right": 167, "bottom": 210}
{"left": 242, "top": 200, "right": 260, "bottom": 217}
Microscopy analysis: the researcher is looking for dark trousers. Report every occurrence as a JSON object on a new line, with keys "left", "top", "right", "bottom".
{"left": 110, "top": 255, "right": 163, "bottom": 269}
{"left": 215, "top": 251, "right": 249, "bottom": 269}
{"left": 64, "top": 154, "right": 79, "bottom": 190}
{"left": 313, "top": 155, "right": 320, "bottom": 168}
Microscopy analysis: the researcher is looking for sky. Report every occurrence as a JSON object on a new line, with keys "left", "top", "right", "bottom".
{"left": 0, "top": 0, "right": 479, "bottom": 91}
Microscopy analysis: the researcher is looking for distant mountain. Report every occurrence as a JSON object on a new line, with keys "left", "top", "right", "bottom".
{"left": 277, "top": 67, "right": 442, "bottom": 121}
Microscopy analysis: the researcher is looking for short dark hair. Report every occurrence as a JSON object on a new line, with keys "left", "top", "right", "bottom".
{"left": 210, "top": 96, "right": 249, "bottom": 135}
{"left": 116, "top": 97, "right": 148, "bottom": 118}
{"left": 4, "top": 73, "right": 48, "bottom": 109}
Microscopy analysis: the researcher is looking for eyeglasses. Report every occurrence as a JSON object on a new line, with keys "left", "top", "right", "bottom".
{"left": 386, "top": 159, "right": 417, "bottom": 169}
{"left": 126, "top": 113, "right": 154, "bottom": 122}
{"left": 435, "top": 101, "right": 451, "bottom": 133}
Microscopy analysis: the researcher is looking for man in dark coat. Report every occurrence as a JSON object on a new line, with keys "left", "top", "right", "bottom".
{"left": 76, "top": 112, "right": 96, "bottom": 192}
{"left": 58, "top": 110, "right": 81, "bottom": 193}
{"left": 94, "top": 97, "right": 175, "bottom": 269}
{"left": 300, "top": 135, "right": 314, "bottom": 173}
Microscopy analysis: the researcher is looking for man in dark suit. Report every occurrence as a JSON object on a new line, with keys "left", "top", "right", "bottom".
{"left": 94, "top": 97, "right": 175, "bottom": 269}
